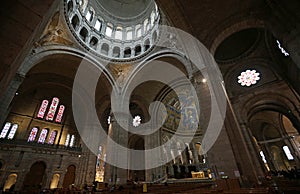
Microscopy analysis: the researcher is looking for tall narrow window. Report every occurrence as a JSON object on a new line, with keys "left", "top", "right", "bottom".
{"left": 0, "top": 122, "right": 11, "bottom": 139}
{"left": 48, "top": 130, "right": 57, "bottom": 145}
{"left": 70, "top": 135, "right": 75, "bottom": 147}
{"left": 38, "top": 129, "right": 48, "bottom": 144}
{"left": 46, "top": 97, "right": 59, "bottom": 121}
{"left": 7, "top": 124, "right": 18, "bottom": 139}
{"left": 115, "top": 27, "right": 123, "bottom": 40}
{"left": 259, "top": 151, "right": 267, "bottom": 164}
{"left": 126, "top": 28, "right": 133, "bottom": 40}
{"left": 85, "top": 10, "right": 93, "bottom": 22}
{"left": 95, "top": 20, "right": 102, "bottom": 31}
{"left": 144, "top": 19, "right": 149, "bottom": 32}
{"left": 28, "top": 127, "right": 38, "bottom": 142}
{"left": 65, "top": 134, "right": 70, "bottom": 146}
{"left": 105, "top": 24, "right": 113, "bottom": 37}
{"left": 136, "top": 25, "right": 142, "bottom": 38}
{"left": 55, "top": 105, "right": 65, "bottom": 123}
{"left": 283, "top": 146, "right": 294, "bottom": 160}
{"left": 37, "top": 100, "right": 49, "bottom": 119}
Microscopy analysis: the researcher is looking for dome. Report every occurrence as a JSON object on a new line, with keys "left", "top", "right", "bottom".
{"left": 65, "top": 0, "right": 160, "bottom": 61}
{"left": 96, "top": 0, "right": 154, "bottom": 19}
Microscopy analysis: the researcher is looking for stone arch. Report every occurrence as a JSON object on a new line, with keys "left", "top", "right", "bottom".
{"left": 208, "top": 16, "right": 266, "bottom": 54}
{"left": 22, "top": 161, "right": 47, "bottom": 192}
{"left": 62, "top": 165, "right": 76, "bottom": 188}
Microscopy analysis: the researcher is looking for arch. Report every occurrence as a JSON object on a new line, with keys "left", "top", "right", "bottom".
{"left": 22, "top": 161, "right": 46, "bottom": 192}
{"left": 152, "top": 31, "right": 158, "bottom": 43}
{"left": 89, "top": 36, "right": 98, "bottom": 49}
{"left": 62, "top": 165, "right": 76, "bottom": 188}
{"left": 124, "top": 47, "right": 131, "bottom": 58}
{"left": 126, "top": 27, "right": 133, "bottom": 40}
{"left": 67, "top": 0, "right": 74, "bottom": 13}
{"left": 85, "top": 7, "right": 94, "bottom": 22}
{"left": 144, "top": 39, "right": 150, "bottom": 51}
{"left": 50, "top": 173, "right": 60, "bottom": 189}
{"left": 79, "top": 27, "right": 88, "bottom": 41}
{"left": 105, "top": 23, "right": 113, "bottom": 37}
{"left": 208, "top": 16, "right": 266, "bottom": 54}
{"left": 134, "top": 45, "right": 142, "bottom": 56}
{"left": 241, "top": 93, "right": 300, "bottom": 130}
{"left": 71, "top": 15, "right": 80, "bottom": 30}
{"left": 112, "top": 46, "right": 120, "bottom": 58}
{"left": 115, "top": 26, "right": 123, "bottom": 40}
{"left": 3, "top": 173, "right": 17, "bottom": 192}
{"left": 100, "top": 43, "right": 109, "bottom": 55}
{"left": 95, "top": 19, "right": 102, "bottom": 31}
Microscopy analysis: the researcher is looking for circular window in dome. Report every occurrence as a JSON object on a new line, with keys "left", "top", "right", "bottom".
{"left": 64, "top": 0, "right": 160, "bottom": 61}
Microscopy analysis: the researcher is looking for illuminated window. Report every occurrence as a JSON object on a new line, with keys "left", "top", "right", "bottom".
{"left": 55, "top": 105, "right": 65, "bottom": 123}
{"left": 7, "top": 124, "right": 18, "bottom": 139}
{"left": 136, "top": 25, "right": 142, "bottom": 38}
{"left": 0, "top": 122, "right": 11, "bottom": 139}
{"left": 276, "top": 40, "right": 289, "bottom": 57}
{"left": 151, "top": 11, "right": 156, "bottom": 25}
{"left": 46, "top": 97, "right": 59, "bottom": 121}
{"left": 105, "top": 24, "right": 113, "bottom": 37}
{"left": 144, "top": 19, "right": 149, "bottom": 32}
{"left": 65, "top": 134, "right": 70, "bottom": 146}
{"left": 238, "top": 69, "right": 260, "bottom": 87}
{"left": 37, "top": 100, "right": 49, "bottom": 119}
{"left": 95, "top": 20, "right": 102, "bottom": 31}
{"left": 115, "top": 27, "right": 123, "bottom": 40}
{"left": 70, "top": 135, "right": 75, "bottom": 147}
{"left": 28, "top": 127, "right": 38, "bottom": 142}
{"left": 283, "top": 146, "right": 294, "bottom": 160}
{"left": 38, "top": 129, "right": 48, "bottom": 144}
{"left": 126, "top": 28, "right": 133, "bottom": 40}
{"left": 259, "top": 151, "right": 267, "bottom": 163}
{"left": 133, "top": 115, "right": 141, "bottom": 127}
{"left": 48, "top": 130, "right": 57, "bottom": 145}
{"left": 107, "top": 116, "right": 111, "bottom": 125}
{"left": 85, "top": 10, "right": 93, "bottom": 22}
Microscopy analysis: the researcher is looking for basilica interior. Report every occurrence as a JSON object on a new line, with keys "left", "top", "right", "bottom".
{"left": 0, "top": 0, "right": 300, "bottom": 193}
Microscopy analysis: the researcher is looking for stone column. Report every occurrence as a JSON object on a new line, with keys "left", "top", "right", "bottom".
{"left": 104, "top": 113, "right": 128, "bottom": 185}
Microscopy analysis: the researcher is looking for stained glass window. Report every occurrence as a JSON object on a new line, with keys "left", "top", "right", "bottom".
{"left": 48, "top": 130, "right": 57, "bottom": 145}
{"left": 65, "top": 134, "right": 70, "bottom": 146}
{"left": 7, "top": 124, "right": 18, "bottom": 139}
{"left": 0, "top": 122, "right": 11, "bottom": 139}
{"left": 55, "top": 105, "right": 65, "bottom": 123}
{"left": 46, "top": 97, "right": 59, "bottom": 121}
{"left": 70, "top": 135, "right": 75, "bottom": 147}
{"left": 28, "top": 127, "right": 38, "bottom": 142}
{"left": 38, "top": 129, "right": 48, "bottom": 144}
{"left": 37, "top": 100, "right": 49, "bottom": 119}
{"left": 238, "top": 70, "right": 260, "bottom": 87}
{"left": 133, "top": 115, "right": 141, "bottom": 127}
